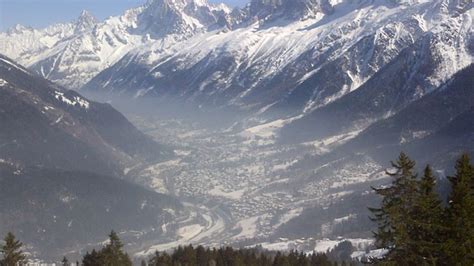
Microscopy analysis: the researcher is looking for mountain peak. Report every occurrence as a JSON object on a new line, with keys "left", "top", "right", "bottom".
{"left": 137, "top": 0, "right": 229, "bottom": 38}
{"left": 75, "top": 10, "right": 97, "bottom": 33}
{"left": 80, "top": 9, "right": 92, "bottom": 17}
{"left": 248, "top": 0, "right": 334, "bottom": 20}
{"left": 6, "top": 24, "right": 34, "bottom": 34}
{"left": 144, "top": 0, "right": 196, "bottom": 9}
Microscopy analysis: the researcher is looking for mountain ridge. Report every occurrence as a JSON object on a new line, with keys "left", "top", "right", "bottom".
{"left": 0, "top": 55, "right": 182, "bottom": 259}
{"left": 0, "top": 54, "right": 171, "bottom": 176}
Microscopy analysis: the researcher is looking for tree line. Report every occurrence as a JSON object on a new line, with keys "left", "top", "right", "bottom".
{"left": 142, "top": 245, "right": 342, "bottom": 266}
{"left": 0, "top": 231, "right": 344, "bottom": 266}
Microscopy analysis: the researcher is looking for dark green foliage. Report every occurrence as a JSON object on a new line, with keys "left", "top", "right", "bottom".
{"left": 101, "top": 231, "right": 132, "bottom": 266}
{"left": 149, "top": 251, "right": 172, "bottom": 266}
{"left": 410, "top": 165, "right": 444, "bottom": 264}
{"left": 309, "top": 252, "right": 331, "bottom": 266}
{"left": 327, "top": 241, "right": 354, "bottom": 263}
{"left": 443, "top": 154, "right": 474, "bottom": 264}
{"left": 0, "top": 232, "right": 27, "bottom": 266}
{"left": 370, "top": 153, "right": 474, "bottom": 265}
{"left": 62, "top": 256, "right": 70, "bottom": 266}
{"left": 82, "top": 249, "right": 102, "bottom": 266}
{"left": 146, "top": 245, "right": 333, "bottom": 266}
{"left": 82, "top": 231, "right": 132, "bottom": 266}
{"left": 369, "top": 152, "right": 419, "bottom": 263}
{"left": 195, "top": 245, "right": 209, "bottom": 266}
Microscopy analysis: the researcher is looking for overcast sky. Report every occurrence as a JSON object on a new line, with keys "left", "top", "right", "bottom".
{"left": 0, "top": 0, "right": 249, "bottom": 31}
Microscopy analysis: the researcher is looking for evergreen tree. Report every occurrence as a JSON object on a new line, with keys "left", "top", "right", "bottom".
{"left": 180, "top": 245, "right": 197, "bottom": 265}
{"left": 244, "top": 251, "right": 260, "bottom": 266}
{"left": 297, "top": 252, "right": 309, "bottom": 266}
{"left": 327, "top": 241, "right": 353, "bottom": 262}
{"left": 196, "top": 245, "right": 209, "bottom": 266}
{"left": 273, "top": 251, "right": 290, "bottom": 266}
{"left": 411, "top": 165, "right": 444, "bottom": 264}
{"left": 443, "top": 154, "right": 474, "bottom": 264}
{"left": 100, "top": 231, "right": 132, "bottom": 266}
{"left": 369, "top": 152, "right": 419, "bottom": 263}
{"left": 310, "top": 253, "right": 331, "bottom": 266}
{"left": 148, "top": 251, "right": 172, "bottom": 266}
{"left": 82, "top": 249, "right": 101, "bottom": 266}
{"left": 62, "top": 256, "right": 70, "bottom": 266}
{"left": 0, "top": 232, "right": 27, "bottom": 266}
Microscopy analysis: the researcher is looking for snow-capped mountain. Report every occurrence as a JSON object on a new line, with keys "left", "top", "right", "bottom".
{"left": 74, "top": 10, "right": 98, "bottom": 34}
{"left": 135, "top": 0, "right": 231, "bottom": 38}
{"left": 1, "top": 0, "right": 472, "bottom": 133}
{"left": 83, "top": 0, "right": 472, "bottom": 114}
{"left": 0, "top": 0, "right": 230, "bottom": 89}
{"left": 248, "top": 0, "right": 334, "bottom": 20}
{"left": 289, "top": 63, "right": 474, "bottom": 167}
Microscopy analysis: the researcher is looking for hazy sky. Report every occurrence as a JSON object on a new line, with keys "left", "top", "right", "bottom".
{"left": 0, "top": 0, "right": 249, "bottom": 31}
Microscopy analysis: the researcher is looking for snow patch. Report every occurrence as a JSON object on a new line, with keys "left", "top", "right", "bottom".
{"left": 177, "top": 224, "right": 204, "bottom": 240}
{"left": 209, "top": 185, "right": 245, "bottom": 200}
{"left": 303, "top": 129, "right": 363, "bottom": 154}
{"left": 54, "top": 91, "right": 90, "bottom": 109}
{"left": 240, "top": 117, "right": 300, "bottom": 145}
{"left": 0, "top": 58, "right": 30, "bottom": 75}
{"left": 232, "top": 216, "right": 259, "bottom": 240}
{"left": 274, "top": 207, "right": 304, "bottom": 229}
{"left": 334, "top": 214, "right": 357, "bottom": 224}
{"left": 351, "top": 248, "right": 388, "bottom": 261}
{"left": 60, "top": 195, "right": 76, "bottom": 203}
{"left": 272, "top": 160, "right": 298, "bottom": 171}
{"left": 313, "top": 239, "right": 341, "bottom": 253}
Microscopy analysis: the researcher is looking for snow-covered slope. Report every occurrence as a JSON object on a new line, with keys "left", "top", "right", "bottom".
{"left": 278, "top": 0, "right": 473, "bottom": 143}
{"left": 0, "top": 23, "right": 75, "bottom": 66}
{"left": 1, "top": 0, "right": 472, "bottom": 128}
{"left": 84, "top": 0, "right": 472, "bottom": 114}
{"left": 247, "top": 0, "right": 335, "bottom": 20}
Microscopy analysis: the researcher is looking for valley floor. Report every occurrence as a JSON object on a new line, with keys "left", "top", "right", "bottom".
{"left": 122, "top": 113, "right": 384, "bottom": 257}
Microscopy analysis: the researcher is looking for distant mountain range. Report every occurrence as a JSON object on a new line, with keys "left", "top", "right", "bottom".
{"left": 1, "top": 1, "right": 471, "bottom": 137}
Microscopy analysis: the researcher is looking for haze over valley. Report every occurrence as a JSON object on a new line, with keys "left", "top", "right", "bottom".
{"left": 0, "top": 0, "right": 473, "bottom": 264}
